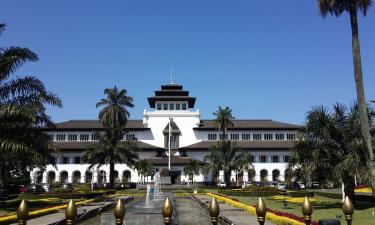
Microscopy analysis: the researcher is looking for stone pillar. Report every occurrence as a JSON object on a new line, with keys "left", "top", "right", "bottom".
{"left": 42, "top": 172, "right": 48, "bottom": 184}
{"left": 243, "top": 170, "right": 249, "bottom": 182}
{"left": 80, "top": 171, "right": 85, "bottom": 183}
{"left": 93, "top": 172, "right": 98, "bottom": 183}
{"left": 68, "top": 175, "right": 73, "bottom": 183}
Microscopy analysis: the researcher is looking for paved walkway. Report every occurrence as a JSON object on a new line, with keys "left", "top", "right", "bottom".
{"left": 11, "top": 196, "right": 132, "bottom": 225}
{"left": 194, "top": 195, "right": 274, "bottom": 225}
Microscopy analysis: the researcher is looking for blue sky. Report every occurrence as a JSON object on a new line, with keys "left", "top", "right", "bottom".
{"left": 1, "top": 1, "right": 374, "bottom": 124}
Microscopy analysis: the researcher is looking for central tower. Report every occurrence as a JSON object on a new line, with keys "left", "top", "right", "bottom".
{"left": 142, "top": 83, "right": 201, "bottom": 149}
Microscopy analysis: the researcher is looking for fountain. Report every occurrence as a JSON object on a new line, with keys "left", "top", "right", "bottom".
{"left": 153, "top": 171, "right": 162, "bottom": 201}
{"left": 145, "top": 184, "right": 153, "bottom": 208}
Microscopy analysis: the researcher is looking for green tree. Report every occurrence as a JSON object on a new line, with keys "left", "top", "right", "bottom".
{"left": 317, "top": 0, "right": 375, "bottom": 197}
{"left": 0, "top": 23, "right": 62, "bottom": 185}
{"left": 83, "top": 86, "right": 137, "bottom": 188}
{"left": 213, "top": 106, "right": 234, "bottom": 139}
{"left": 183, "top": 159, "right": 200, "bottom": 185}
{"left": 135, "top": 159, "right": 154, "bottom": 183}
{"left": 204, "top": 140, "right": 252, "bottom": 187}
{"left": 82, "top": 128, "right": 139, "bottom": 187}
{"left": 287, "top": 103, "right": 374, "bottom": 201}
{"left": 96, "top": 86, "right": 134, "bottom": 128}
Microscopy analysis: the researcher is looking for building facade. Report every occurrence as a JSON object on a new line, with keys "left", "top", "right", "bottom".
{"left": 32, "top": 83, "right": 300, "bottom": 185}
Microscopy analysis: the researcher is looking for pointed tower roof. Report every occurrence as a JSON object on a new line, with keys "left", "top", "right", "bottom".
{"left": 147, "top": 84, "right": 196, "bottom": 108}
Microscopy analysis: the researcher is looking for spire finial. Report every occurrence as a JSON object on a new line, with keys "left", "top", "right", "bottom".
{"left": 170, "top": 66, "right": 174, "bottom": 84}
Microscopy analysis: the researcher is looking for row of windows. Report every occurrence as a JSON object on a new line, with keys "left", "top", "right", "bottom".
{"left": 156, "top": 102, "right": 187, "bottom": 111}
{"left": 250, "top": 155, "right": 290, "bottom": 163}
{"left": 50, "top": 133, "right": 136, "bottom": 142}
{"left": 208, "top": 133, "right": 296, "bottom": 141}
{"left": 51, "top": 156, "right": 81, "bottom": 164}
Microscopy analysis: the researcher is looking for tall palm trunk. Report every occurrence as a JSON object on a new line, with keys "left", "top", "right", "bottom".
{"left": 109, "top": 161, "right": 115, "bottom": 189}
{"left": 343, "top": 174, "right": 356, "bottom": 204}
{"left": 224, "top": 169, "right": 231, "bottom": 188}
{"left": 349, "top": 4, "right": 375, "bottom": 198}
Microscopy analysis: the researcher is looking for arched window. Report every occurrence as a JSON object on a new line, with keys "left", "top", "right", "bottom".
{"left": 85, "top": 171, "right": 93, "bottom": 183}
{"left": 272, "top": 169, "right": 280, "bottom": 182}
{"left": 72, "top": 171, "right": 81, "bottom": 184}
{"left": 47, "top": 171, "right": 56, "bottom": 183}
{"left": 60, "top": 171, "right": 69, "bottom": 184}
{"left": 122, "top": 170, "right": 131, "bottom": 183}
{"left": 260, "top": 169, "right": 268, "bottom": 182}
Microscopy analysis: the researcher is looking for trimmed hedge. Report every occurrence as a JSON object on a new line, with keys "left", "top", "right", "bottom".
{"left": 289, "top": 191, "right": 314, "bottom": 198}
{"left": 218, "top": 189, "right": 280, "bottom": 197}
{"left": 315, "top": 192, "right": 375, "bottom": 202}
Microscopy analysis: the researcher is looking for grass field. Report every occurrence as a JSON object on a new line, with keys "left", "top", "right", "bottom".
{"left": 228, "top": 194, "right": 374, "bottom": 225}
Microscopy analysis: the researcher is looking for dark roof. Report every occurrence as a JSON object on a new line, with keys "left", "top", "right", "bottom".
{"left": 44, "top": 120, "right": 149, "bottom": 131}
{"left": 53, "top": 141, "right": 162, "bottom": 150}
{"left": 148, "top": 84, "right": 196, "bottom": 108}
{"left": 180, "top": 141, "right": 296, "bottom": 150}
{"left": 163, "top": 120, "right": 181, "bottom": 134}
{"left": 147, "top": 156, "right": 204, "bottom": 165}
{"left": 194, "top": 120, "right": 301, "bottom": 130}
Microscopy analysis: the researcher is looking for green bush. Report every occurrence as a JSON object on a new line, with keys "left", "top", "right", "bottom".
{"left": 218, "top": 189, "right": 280, "bottom": 197}
{"left": 289, "top": 191, "right": 314, "bottom": 197}
{"left": 74, "top": 184, "right": 91, "bottom": 193}
{"left": 315, "top": 192, "right": 374, "bottom": 202}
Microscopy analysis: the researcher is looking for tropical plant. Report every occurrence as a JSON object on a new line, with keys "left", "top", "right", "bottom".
{"left": 213, "top": 106, "right": 234, "bottom": 139}
{"left": 82, "top": 127, "right": 139, "bottom": 187}
{"left": 287, "top": 103, "right": 374, "bottom": 201}
{"left": 83, "top": 86, "right": 136, "bottom": 188}
{"left": 203, "top": 140, "right": 253, "bottom": 187}
{"left": 183, "top": 159, "right": 200, "bottom": 185}
{"left": 317, "top": 0, "right": 375, "bottom": 197}
{"left": 134, "top": 159, "right": 154, "bottom": 183}
{"left": 96, "top": 86, "right": 134, "bottom": 128}
{"left": 0, "top": 23, "right": 62, "bottom": 185}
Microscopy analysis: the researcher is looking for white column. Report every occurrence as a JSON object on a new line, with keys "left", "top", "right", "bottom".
{"left": 42, "top": 172, "right": 48, "bottom": 183}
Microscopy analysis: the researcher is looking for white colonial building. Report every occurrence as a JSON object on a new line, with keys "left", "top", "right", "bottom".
{"left": 32, "top": 83, "right": 300, "bottom": 185}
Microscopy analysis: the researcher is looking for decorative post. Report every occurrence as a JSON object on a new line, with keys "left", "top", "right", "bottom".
{"left": 17, "top": 200, "right": 28, "bottom": 225}
{"left": 114, "top": 199, "right": 125, "bottom": 225}
{"left": 342, "top": 196, "right": 354, "bottom": 225}
{"left": 208, "top": 197, "right": 220, "bottom": 225}
{"left": 302, "top": 197, "right": 313, "bottom": 225}
{"left": 162, "top": 198, "right": 173, "bottom": 225}
{"left": 65, "top": 199, "right": 77, "bottom": 225}
{"left": 255, "top": 197, "right": 267, "bottom": 225}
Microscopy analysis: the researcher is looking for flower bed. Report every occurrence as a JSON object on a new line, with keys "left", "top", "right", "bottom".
{"left": 0, "top": 198, "right": 94, "bottom": 224}
{"left": 271, "top": 195, "right": 320, "bottom": 204}
{"left": 207, "top": 192, "right": 318, "bottom": 225}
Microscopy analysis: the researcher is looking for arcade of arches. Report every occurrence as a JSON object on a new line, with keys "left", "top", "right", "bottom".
{"left": 34, "top": 170, "right": 133, "bottom": 184}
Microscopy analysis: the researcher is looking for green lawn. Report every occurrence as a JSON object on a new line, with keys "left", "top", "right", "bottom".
{"left": 230, "top": 195, "right": 374, "bottom": 225}
{"left": 199, "top": 188, "right": 374, "bottom": 225}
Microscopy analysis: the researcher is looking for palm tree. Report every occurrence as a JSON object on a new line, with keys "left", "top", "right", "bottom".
{"left": 96, "top": 86, "right": 134, "bottom": 129}
{"left": 88, "top": 86, "right": 135, "bottom": 188}
{"left": 317, "top": 0, "right": 375, "bottom": 197}
{"left": 0, "top": 23, "right": 62, "bottom": 185}
{"left": 183, "top": 159, "right": 200, "bottom": 186}
{"left": 134, "top": 159, "right": 154, "bottom": 184}
{"left": 82, "top": 127, "right": 139, "bottom": 188}
{"left": 287, "top": 103, "right": 374, "bottom": 201}
{"left": 203, "top": 140, "right": 252, "bottom": 187}
{"left": 213, "top": 106, "right": 234, "bottom": 139}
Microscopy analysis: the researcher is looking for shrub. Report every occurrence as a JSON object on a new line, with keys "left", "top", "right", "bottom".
{"left": 289, "top": 191, "right": 314, "bottom": 198}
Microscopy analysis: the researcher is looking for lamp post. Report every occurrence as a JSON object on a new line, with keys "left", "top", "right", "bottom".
{"left": 208, "top": 197, "right": 220, "bottom": 225}
{"left": 342, "top": 196, "right": 354, "bottom": 225}
{"left": 17, "top": 200, "right": 28, "bottom": 225}
{"left": 114, "top": 199, "right": 125, "bottom": 225}
{"left": 255, "top": 197, "right": 267, "bottom": 225}
{"left": 162, "top": 198, "right": 173, "bottom": 225}
{"left": 302, "top": 197, "right": 313, "bottom": 225}
{"left": 65, "top": 199, "right": 77, "bottom": 225}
